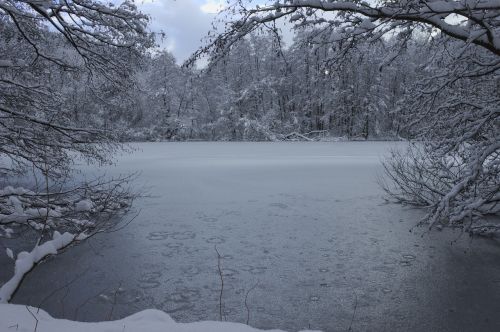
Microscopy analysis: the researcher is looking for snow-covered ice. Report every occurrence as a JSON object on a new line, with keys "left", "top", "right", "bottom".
{"left": 2, "top": 142, "right": 500, "bottom": 331}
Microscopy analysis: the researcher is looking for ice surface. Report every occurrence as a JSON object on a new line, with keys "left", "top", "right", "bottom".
{"left": 2, "top": 142, "right": 500, "bottom": 331}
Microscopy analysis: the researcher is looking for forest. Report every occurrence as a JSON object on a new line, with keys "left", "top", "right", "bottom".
{"left": 0, "top": 0, "right": 499, "bottom": 331}
{"left": 1, "top": 19, "right": 421, "bottom": 143}
{"left": 2, "top": 0, "right": 497, "bottom": 228}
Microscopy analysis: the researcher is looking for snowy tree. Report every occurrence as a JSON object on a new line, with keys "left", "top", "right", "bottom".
{"left": 381, "top": 34, "right": 499, "bottom": 233}
{"left": 193, "top": 0, "right": 500, "bottom": 231}
{"left": 0, "top": 0, "right": 152, "bottom": 302}
{"left": 191, "top": 29, "right": 412, "bottom": 141}
{"left": 0, "top": 0, "right": 152, "bottom": 176}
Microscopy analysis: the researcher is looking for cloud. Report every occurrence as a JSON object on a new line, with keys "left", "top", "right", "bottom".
{"left": 139, "top": 0, "right": 219, "bottom": 63}
{"left": 200, "top": 0, "right": 225, "bottom": 14}
{"left": 138, "top": 0, "right": 295, "bottom": 64}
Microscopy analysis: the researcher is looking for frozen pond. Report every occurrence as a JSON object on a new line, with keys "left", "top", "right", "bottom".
{"left": 4, "top": 142, "right": 500, "bottom": 331}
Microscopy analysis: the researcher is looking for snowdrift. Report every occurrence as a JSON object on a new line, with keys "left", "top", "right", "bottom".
{"left": 0, "top": 304, "right": 319, "bottom": 332}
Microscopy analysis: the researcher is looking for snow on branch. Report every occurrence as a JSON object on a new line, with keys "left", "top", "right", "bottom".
{"left": 0, "top": 174, "right": 137, "bottom": 303}
{"left": 190, "top": 0, "right": 500, "bottom": 64}
{"left": 0, "top": 231, "right": 77, "bottom": 303}
{"left": 0, "top": 0, "right": 154, "bottom": 69}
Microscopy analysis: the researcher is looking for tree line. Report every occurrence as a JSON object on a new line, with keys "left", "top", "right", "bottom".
{"left": 75, "top": 31, "right": 424, "bottom": 142}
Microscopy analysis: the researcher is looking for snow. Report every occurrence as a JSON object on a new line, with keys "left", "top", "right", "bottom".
{"left": 0, "top": 186, "right": 34, "bottom": 196}
{"left": 7, "top": 196, "right": 23, "bottom": 213}
{"left": 0, "top": 304, "right": 317, "bottom": 332}
{"left": 0, "top": 226, "right": 13, "bottom": 238}
{"left": 0, "top": 187, "right": 60, "bottom": 225}
{"left": 75, "top": 232, "right": 89, "bottom": 241}
{"left": 0, "top": 212, "right": 30, "bottom": 224}
{"left": 5, "top": 248, "right": 13, "bottom": 260}
{"left": 75, "top": 199, "right": 95, "bottom": 212}
{"left": 0, "top": 208, "right": 62, "bottom": 227}
{"left": 358, "top": 19, "right": 376, "bottom": 30}
{"left": 25, "top": 207, "right": 62, "bottom": 218}
{"left": 0, "top": 231, "right": 76, "bottom": 303}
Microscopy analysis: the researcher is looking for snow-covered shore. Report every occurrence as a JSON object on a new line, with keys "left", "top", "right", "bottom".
{"left": 0, "top": 304, "right": 318, "bottom": 332}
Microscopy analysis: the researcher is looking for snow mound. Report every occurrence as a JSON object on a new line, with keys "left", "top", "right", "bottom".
{"left": 0, "top": 304, "right": 320, "bottom": 332}
{"left": 75, "top": 199, "right": 95, "bottom": 212}
{"left": 0, "top": 186, "right": 34, "bottom": 196}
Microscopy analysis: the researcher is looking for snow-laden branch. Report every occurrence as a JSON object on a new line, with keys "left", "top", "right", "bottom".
{"left": 190, "top": 0, "right": 500, "bottom": 64}
{"left": 0, "top": 175, "right": 137, "bottom": 302}
{"left": 0, "top": 0, "right": 154, "bottom": 179}
{"left": 0, "top": 231, "right": 79, "bottom": 303}
{"left": 0, "top": 0, "right": 153, "bottom": 67}
{"left": 382, "top": 139, "right": 500, "bottom": 233}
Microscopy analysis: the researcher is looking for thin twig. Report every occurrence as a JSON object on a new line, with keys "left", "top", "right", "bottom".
{"left": 37, "top": 267, "right": 90, "bottom": 313}
{"left": 348, "top": 291, "right": 358, "bottom": 332}
{"left": 245, "top": 281, "right": 259, "bottom": 325}
{"left": 108, "top": 281, "right": 123, "bottom": 321}
{"left": 73, "top": 287, "right": 110, "bottom": 320}
{"left": 214, "top": 245, "right": 224, "bottom": 321}
{"left": 25, "top": 305, "right": 38, "bottom": 332}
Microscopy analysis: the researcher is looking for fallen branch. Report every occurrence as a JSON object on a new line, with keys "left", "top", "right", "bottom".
{"left": 283, "top": 132, "right": 313, "bottom": 141}
{"left": 0, "top": 231, "right": 78, "bottom": 303}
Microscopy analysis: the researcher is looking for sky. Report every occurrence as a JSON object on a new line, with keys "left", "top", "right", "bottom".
{"left": 138, "top": 0, "right": 292, "bottom": 64}
{"left": 138, "top": 0, "right": 232, "bottom": 63}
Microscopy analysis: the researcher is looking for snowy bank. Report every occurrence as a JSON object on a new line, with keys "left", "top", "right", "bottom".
{"left": 0, "top": 304, "right": 319, "bottom": 332}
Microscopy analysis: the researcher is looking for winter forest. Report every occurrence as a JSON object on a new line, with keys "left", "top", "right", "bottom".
{"left": 0, "top": 0, "right": 499, "bottom": 331}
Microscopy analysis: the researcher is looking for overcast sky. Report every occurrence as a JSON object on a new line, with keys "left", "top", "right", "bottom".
{"left": 138, "top": 0, "right": 229, "bottom": 63}
{"left": 138, "top": 0, "right": 293, "bottom": 64}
